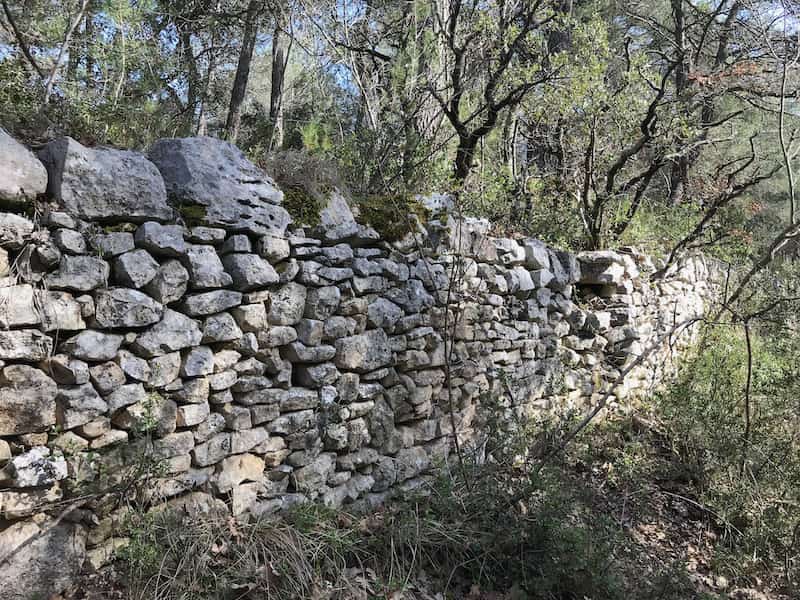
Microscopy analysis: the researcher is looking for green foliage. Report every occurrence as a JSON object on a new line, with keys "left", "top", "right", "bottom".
{"left": 654, "top": 325, "right": 800, "bottom": 592}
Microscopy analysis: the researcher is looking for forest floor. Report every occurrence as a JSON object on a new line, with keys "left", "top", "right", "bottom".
{"left": 60, "top": 412, "right": 792, "bottom": 600}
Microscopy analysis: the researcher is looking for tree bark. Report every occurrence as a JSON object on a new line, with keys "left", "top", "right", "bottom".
{"left": 668, "top": 0, "right": 689, "bottom": 204}
{"left": 225, "top": 0, "right": 260, "bottom": 143}
{"left": 268, "top": 6, "right": 289, "bottom": 150}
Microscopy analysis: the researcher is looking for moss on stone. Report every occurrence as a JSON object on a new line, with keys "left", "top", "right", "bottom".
{"left": 102, "top": 222, "right": 136, "bottom": 233}
{"left": 282, "top": 186, "right": 322, "bottom": 228}
{"left": 353, "top": 194, "right": 429, "bottom": 242}
{"left": 178, "top": 203, "right": 208, "bottom": 227}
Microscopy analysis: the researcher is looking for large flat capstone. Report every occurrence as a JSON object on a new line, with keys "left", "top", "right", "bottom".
{"left": 0, "top": 128, "right": 48, "bottom": 204}
{"left": 147, "top": 136, "right": 291, "bottom": 236}
{"left": 38, "top": 137, "right": 172, "bottom": 222}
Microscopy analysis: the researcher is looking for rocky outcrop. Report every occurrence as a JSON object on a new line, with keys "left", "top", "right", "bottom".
{"left": 0, "top": 133, "right": 719, "bottom": 597}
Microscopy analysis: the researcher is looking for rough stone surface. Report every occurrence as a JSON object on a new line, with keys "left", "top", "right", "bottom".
{"left": 114, "top": 249, "right": 159, "bottom": 288}
{"left": 132, "top": 309, "right": 202, "bottom": 357}
{"left": 0, "top": 365, "right": 57, "bottom": 435}
{"left": 46, "top": 255, "right": 110, "bottom": 291}
{"left": 185, "top": 244, "right": 232, "bottom": 289}
{"left": 39, "top": 136, "right": 172, "bottom": 221}
{"left": 0, "top": 518, "right": 86, "bottom": 600}
{"left": 135, "top": 222, "right": 187, "bottom": 256}
{"left": 269, "top": 283, "right": 307, "bottom": 325}
{"left": 181, "top": 290, "right": 242, "bottom": 316}
{"left": 335, "top": 329, "right": 393, "bottom": 373}
{"left": 94, "top": 288, "right": 163, "bottom": 328}
{"left": 148, "top": 137, "right": 291, "bottom": 235}
{"left": 0, "top": 128, "right": 48, "bottom": 203}
{"left": 0, "top": 329, "right": 53, "bottom": 361}
{"left": 61, "top": 330, "right": 124, "bottom": 362}
{"left": 144, "top": 259, "right": 190, "bottom": 304}
{"left": 222, "top": 253, "right": 279, "bottom": 290}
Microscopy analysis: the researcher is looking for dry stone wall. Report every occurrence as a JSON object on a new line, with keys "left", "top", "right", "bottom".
{"left": 0, "top": 130, "right": 719, "bottom": 598}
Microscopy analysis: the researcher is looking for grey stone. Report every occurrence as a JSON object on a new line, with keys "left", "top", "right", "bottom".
{"left": 0, "top": 365, "right": 57, "bottom": 435}
{"left": 0, "top": 518, "right": 86, "bottom": 600}
{"left": 147, "top": 352, "right": 182, "bottom": 388}
{"left": 282, "top": 342, "right": 336, "bottom": 363}
{"left": 231, "top": 427, "right": 269, "bottom": 454}
{"left": 296, "top": 319, "right": 324, "bottom": 346}
{"left": 39, "top": 290, "right": 86, "bottom": 331}
{"left": 143, "top": 259, "right": 190, "bottom": 304}
{"left": 268, "top": 282, "right": 306, "bottom": 325}
{"left": 0, "top": 212, "right": 34, "bottom": 248}
{"left": 153, "top": 431, "right": 195, "bottom": 458}
{"left": 185, "top": 244, "right": 232, "bottom": 289}
{"left": 335, "top": 329, "right": 392, "bottom": 373}
{"left": 0, "top": 329, "right": 53, "bottom": 361}
{"left": 61, "top": 330, "right": 124, "bottom": 361}
{"left": 132, "top": 309, "right": 202, "bottom": 357}
{"left": 189, "top": 226, "right": 226, "bottom": 244}
{"left": 43, "top": 354, "right": 90, "bottom": 385}
{"left": 56, "top": 383, "right": 108, "bottom": 429}
{"left": 115, "top": 350, "right": 152, "bottom": 382}
{"left": 257, "top": 235, "right": 290, "bottom": 262}
{"left": 192, "top": 432, "right": 231, "bottom": 467}
{"left": 0, "top": 284, "right": 40, "bottom": 327}
{"left": 181, "top": 346, "right": 214, "bottom": 377}
{"left": 106, "top": 383, "right": 147, "bottom": 412}
{"left": 222, "top": 253, "right": 279, "bottom": 290}
{"left": 221, "top": 234, "right": 252, "bottom": 254}
{"left": 0, "top": 128, "right": 47, "bottom": 203}
{"left": 577, "top": 251, "right": 626, "bottom": 285}
{"left": 367, "top": 298, "right": 403, "bottom": 329}
{"left": 89, "top": 361, "right": 126, "bottom": 394}
{"left": 174, "top": 376, "right": 210, "bottom": 404}
{"left": 180, "top": 290, "right": 242, "bottom": 316}
{"left": 46, "top": 255, "right": 109, "bottom": 291}
{"left": 1, "top": 447, "right": 68, "bottom": 488}
{"left": 94, "top": 288, "right": 163, "bottom": 328}
{"left": 114, "top": 249, "right": 159, "bottom": 288}
{"left": 315, "top": 191, "right": 359, "bottom": 242}
{"left": 260, "top": 325, "right": 297, "bottom": 347}
{"left": 295, "top": 362, "right": 339, "bottom": 387}
{"left": 291, "top": 453, "right": 335, "bottom": 495}
{"left": 135, "top": 222, "right": 186, "bottom": 256}
{"left": 304, "top": 286, "right": 340, "bottom": 320}
{"left": 39, "top": 136, "right": 172, "bottom": 221}
{"left": 90, "top": 232, "right": 135, "bottom": 257}
{"left": 231, "top": 303, "right": 267, "bottom": 332}
{"left": 53, "top": 228, "right": 87, "bottom": 254}
{"left": 176, "top": 402, "right": 210, "bottom": 427}
{"left": 148, "top": 137, "right": 291, "bottom": 236}
{"left": 202, "top": 312, "right": 243, "bottom": 343}
{"left": 522, "top": 238, "right": 551, "bottom": 270}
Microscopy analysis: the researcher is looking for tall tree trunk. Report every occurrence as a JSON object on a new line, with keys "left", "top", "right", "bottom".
{"left": 179, "top": 27, "right": 200, "bottom": 136}
{"left": 668, "top": 0, "right": 689, "bottom": 204}
{"left": 268, "top": 7, "right": 289, "bottom": 150}
{"left": 225, "top": 0, "right": 260, "bottom": 143}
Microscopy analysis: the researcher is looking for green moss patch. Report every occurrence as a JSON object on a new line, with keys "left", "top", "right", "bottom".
{"left": 282, "top": 185, "right": 323, "bottom": 228}
{"left": 178, "top": 203, "right": 208, "bottom": 227}
{"left": 353, "top": 194, "right": 429, "bottom": 242}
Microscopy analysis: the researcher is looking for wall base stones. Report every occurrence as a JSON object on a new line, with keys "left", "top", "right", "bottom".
{"left": 0, "top": 132, "right": 719, "bottom": 598}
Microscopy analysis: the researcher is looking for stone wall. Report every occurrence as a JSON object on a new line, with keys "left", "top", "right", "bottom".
{"left": 0, "top": 130, "right": 719, "bottom": 598}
